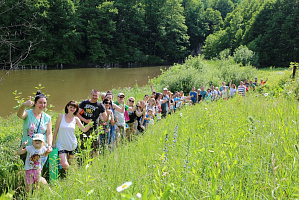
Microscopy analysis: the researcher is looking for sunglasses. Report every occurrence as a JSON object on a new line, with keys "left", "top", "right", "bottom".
{"left": 119, "top": 96, "right": 124, "bottom": 98}
{"left": 128, "top": 99, "right": 134, "bottom": 103}
{"left": 104, "top": 101, "right": 110, "bottom": 104}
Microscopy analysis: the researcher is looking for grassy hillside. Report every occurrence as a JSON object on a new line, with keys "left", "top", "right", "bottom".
{"left": 25, "top": 94, "right": 299, "bottom": 199}
{"left": 1, "top": 58, "right": 298, "bottom": 199}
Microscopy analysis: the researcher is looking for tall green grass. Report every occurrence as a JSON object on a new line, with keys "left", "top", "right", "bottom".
{"left": 1, "top": 57, "right": 298, "bottom": 198}
{"left": 26, "top": 94, "right": 299, "bottom": 199}
{"left": 0, "top": 115, "right": 24, "bottom": 196}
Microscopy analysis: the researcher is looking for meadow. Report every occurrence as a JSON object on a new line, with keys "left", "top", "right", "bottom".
{"left": 0, "top": 58, "right": 298, "bottom": 199}
{"left": 18, "top": 94, "right": 299, "bottom": 199}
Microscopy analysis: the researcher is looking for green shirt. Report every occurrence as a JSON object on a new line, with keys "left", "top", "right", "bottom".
{"left": 22, "top": 110, "right": 51, "bottom": 146}
{"left": 114, "top": 101, "right": 129, "bottom": 110}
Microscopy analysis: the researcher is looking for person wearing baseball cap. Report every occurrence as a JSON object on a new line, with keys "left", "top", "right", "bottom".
{"left": 17, "top": 133, "right": 51, "bottom": 192}
{"left": 118, "top": 93, "right": 125, "bottom": 98}
{"left": 114, "top": 93, "right": 127, "bottom": 145}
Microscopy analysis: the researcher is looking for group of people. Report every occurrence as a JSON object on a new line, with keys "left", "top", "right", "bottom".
{"left": 187, "top": 77, "right": 267, "bottom": 103}
{"left": 16, "top": 77, "right": 267, "bottom": 192}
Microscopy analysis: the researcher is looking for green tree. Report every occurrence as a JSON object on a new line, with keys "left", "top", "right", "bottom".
{"left": 111, "top": 0, "right": 147, "bottom": 64}
{"left": 162, "top": 0, "right": 190, "bottom": 62}
{"left": 202, "top": 8, "right": 223, "bottom": 37}
{"left": 243, "top": 0, "right": 299, "bottom": 67}
{"left": 86, "top": 1, "right": 118, "bottom": 64}
{"left": 182, "top": 0, "right": 205, "bottom": 52}
{"left": 28, "top": 0, "right": 82, "bottom": 65}
{"left": 142, "top": 0, "right": 189, "bottom": 63}
{"left": 142, "top": 0, "right": 167, "bottom": 61}
{"left": 212, "top": 0, "right": 234, "bottom": 19}
{"left": 203, "top": 30, "right": 230, "bottom": 59}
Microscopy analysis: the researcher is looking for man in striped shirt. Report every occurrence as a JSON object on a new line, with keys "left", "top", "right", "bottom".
{"left": 237, "top": 81, "right": 246, "bottom": 96}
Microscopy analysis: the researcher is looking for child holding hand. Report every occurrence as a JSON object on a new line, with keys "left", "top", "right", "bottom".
{"left": 17, "top": 134, "right": 51, "bottom": 192}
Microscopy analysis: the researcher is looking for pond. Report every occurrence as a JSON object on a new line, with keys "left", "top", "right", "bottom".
{"left": 0, "top": 66, "right": 167, "bottom": 117}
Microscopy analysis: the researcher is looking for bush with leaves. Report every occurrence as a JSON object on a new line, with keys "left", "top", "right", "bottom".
{"left": 152, "top": 55, "right": 257, "bottom": 93}
{"left": 233, "top": 45, "right": 259, "bottom": 66}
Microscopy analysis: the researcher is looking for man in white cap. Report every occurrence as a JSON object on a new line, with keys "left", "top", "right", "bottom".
{"left": 114, "top": 93, "right": 127, "bottom": 145}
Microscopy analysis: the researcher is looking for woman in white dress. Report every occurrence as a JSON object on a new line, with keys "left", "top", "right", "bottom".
{"left": 53, "top": 101, "right": 92, "bottom": 170}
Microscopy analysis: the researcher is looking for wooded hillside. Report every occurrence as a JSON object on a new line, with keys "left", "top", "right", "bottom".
{"left": 0, "top": 0, "right": 297, "bottom": 67}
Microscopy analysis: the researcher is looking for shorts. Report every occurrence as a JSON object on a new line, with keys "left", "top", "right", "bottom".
{"left": 126, "top": 121, "right": 137, "bottom": 131}
{"left": 115, "top": 125, "right": 126, "bottom": 139}
{"left": 80, "top": 129, "right": 100, "bottom": 150}
{"left": 25, "top": 169, "right": 41, "bottom": 185}
{"left": 58, "top": 145, "right": 78, "bottom": 155}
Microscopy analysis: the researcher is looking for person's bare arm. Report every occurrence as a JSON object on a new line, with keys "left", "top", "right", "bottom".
{"left": 140, "top": 111, "right": 146, "bottom": 127}
{"left": 44, "top": 148, "right": 51, "bottom": 157}
{"left": 76, "top": 108, "right": 92, "bottom": 124}
{"left": 127, "top": 105, "right": 137, "bottom": 112}
{"left": 135, "top": 107, "right": 143, "bottom": 117}
{"left": 46, "top": 120, "right": 53, "bottom": 153}
{"left": 265, "top": 78, "right": 268, "bottom": 83}
{"left": 103, "top": 110, "right": 109, "bottom": 122}
{"left": 110, "top": 113, "right": 116, "bottom": 126}
{"left": 76, "top": 117, "right": 92, "bottom": 132}
{"left": 113, "top": 101, "right": 125, "bottom": 113}
{"left": 17, "top": 97, "right": 33, "bottom": 119}
{"left": 150, "top": 84, "right": 155, "bottom": 93}
{"left": 53, "top": 114, "right": 63, "bottom": 148}
{"left": 17, "top": 141, "right": 28, "bottom": 155}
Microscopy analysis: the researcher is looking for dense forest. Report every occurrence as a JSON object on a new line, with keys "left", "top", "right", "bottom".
{"left": 0, "top": 0, "right": 298, "bottom": 68}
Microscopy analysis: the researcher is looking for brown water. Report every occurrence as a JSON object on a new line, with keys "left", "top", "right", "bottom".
{"left": 0, "top": 66, "right": 167, "bottom": 117}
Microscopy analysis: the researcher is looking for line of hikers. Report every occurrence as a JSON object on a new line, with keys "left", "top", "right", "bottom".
{"left": 16, "top": 77, "right": 267, "bottom": 192}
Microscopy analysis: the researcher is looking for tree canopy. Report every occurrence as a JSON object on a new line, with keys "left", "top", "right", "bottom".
{"left": 0, "top": 0, "right": 297, "bottom": 68}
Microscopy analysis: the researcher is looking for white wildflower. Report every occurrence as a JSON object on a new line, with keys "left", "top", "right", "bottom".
{"left": 116, "top": 181, "right": 132, "bottom": 192}
{"left": 136, "top": 193, "right": 142, "bottom": 199}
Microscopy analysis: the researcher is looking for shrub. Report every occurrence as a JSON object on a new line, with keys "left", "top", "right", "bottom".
{"left": 233, "top": 45, "right": 259, "bottom": 66}
{"left": 153, "top": 56, "right": 257, "bottom": 92}
{"left": 218, "top": 48, "right": 231, "bottom": 60}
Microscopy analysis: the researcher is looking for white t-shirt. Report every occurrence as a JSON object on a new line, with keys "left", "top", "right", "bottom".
{"left": 230, "top": 87, "right": 236, "bottom": 97}
{"left": 56, "top": 114, "right": 77, "bottom": 151}
{"left": 24, "top": 145, "right": 46, "bottom": 170}
{"left": 114, "top": 103, "right": 125, "bottom": 126}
